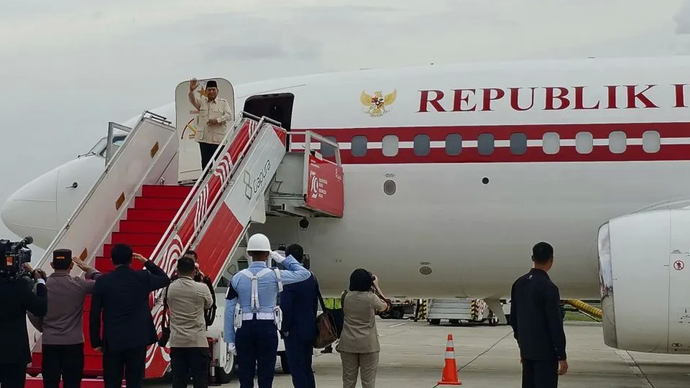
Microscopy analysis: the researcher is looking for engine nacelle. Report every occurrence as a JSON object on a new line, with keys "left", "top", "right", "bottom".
{"left": 599, "top": 208, "right": 690, "bottom": 354}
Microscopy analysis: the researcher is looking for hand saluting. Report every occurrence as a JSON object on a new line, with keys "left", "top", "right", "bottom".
{"left": 190, "top": 78, "right": 198, "bottom": 91}
{"left": 133, "top": 253, "right": 148, "bottom": 263}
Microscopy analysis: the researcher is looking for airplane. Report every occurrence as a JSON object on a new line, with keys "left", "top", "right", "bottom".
{"left": 4, "top": 55, "right": 690, "bottom": 358}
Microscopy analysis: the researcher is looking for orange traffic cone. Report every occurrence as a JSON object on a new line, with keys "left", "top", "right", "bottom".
{"left": 438, "top": 334, "right": 462, "bottom": 385}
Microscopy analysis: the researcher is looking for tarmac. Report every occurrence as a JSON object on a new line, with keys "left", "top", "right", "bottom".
{"left": 151, "top": 319, "right": 690, "bottom": 388}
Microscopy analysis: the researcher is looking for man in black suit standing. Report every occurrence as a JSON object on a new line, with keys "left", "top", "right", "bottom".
{"left": 0, "top": 259, "right": 47, "bottom": 388}
{"left": 279, "top": 244, "right": 318, "bottom": 388}
{"left": 89, "top": 244, "right": 170, "bottom": 388}
{"left": 510, "top": 242, "right": 568, "bottom": 388}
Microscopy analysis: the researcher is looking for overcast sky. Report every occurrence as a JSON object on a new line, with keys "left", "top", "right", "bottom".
{"left": 1, "top": 0, "right": 690, "bottom": 257}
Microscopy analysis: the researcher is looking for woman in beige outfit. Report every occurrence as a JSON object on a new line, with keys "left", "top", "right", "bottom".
{"left": 336, "top": 269, "right": 390, "bottom": 388}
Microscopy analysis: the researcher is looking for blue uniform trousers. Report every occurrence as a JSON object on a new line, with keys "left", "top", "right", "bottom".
{"left": 285, "top": 335, "right": 316, "bottom": 388}
{"left": 236, "top": 320, "right": 278, "bottom": 388}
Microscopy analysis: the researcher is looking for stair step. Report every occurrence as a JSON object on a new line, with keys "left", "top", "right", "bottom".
{"left": 110, "top": 232, "right": 163, "bottom": 246}
{"left": 118, "top": 220, "right": 170, "bottom": 234}
{"left": 102, "top": 244, "right": 155, "bottom": 259}
{"left": 141, "top": 184, "right": 193, "bottom": 199}
{"left": 134, "top": 197, "right": 186, "bottom": 210}
{"left": 95, "top": 256, "right": 147, "bottom": 273}
{"left": 126, "top": 208, "right": 179, "bottom": 222}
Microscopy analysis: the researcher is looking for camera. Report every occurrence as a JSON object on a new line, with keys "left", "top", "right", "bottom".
{"left": 0, "top": 236, "right": 33, "bottom": 278}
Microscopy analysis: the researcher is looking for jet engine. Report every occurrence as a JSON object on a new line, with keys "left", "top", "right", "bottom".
{"left": 598, "top": 208, "right": 690, "bottom": 354}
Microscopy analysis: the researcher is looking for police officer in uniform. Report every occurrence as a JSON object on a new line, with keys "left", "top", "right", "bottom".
{"left": 510, "top": 242, "right": 568, "bottom": 388}
{"left": 224, "top": 233, "right": 312, "bottom": 388}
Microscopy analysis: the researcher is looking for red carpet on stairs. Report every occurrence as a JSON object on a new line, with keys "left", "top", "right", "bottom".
{"left": 28, "top": 184, "right": 192, "bottom": 379}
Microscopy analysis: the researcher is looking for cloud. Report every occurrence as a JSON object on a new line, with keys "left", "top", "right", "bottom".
{"left": 675, "top": 0, "right": 690, "bottom": 34}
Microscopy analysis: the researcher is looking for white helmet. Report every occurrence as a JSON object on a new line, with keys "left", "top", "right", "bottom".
{"left": 246, "top": 233, "right": 271, "bottom": 252}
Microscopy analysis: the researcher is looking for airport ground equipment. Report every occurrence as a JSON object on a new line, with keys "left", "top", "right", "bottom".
{"left": 564, "top": 299, "right": 603, "bottom": 320}
{"left": 427, "top": 299, "right": 499, "bottom": 326}
{"left": 24, "top": 110, "right": 345, "bottom": 383}
{"left": 380, "top": 298, "right": 415, "bottom": 319}
{"left": 414, "top": 299, "right": 429, "bottom": 322}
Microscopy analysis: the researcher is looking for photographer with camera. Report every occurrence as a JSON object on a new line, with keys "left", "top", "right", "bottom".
{"left": 161, "top": 255, "right": 213, "bottom": 388}
{"left": 168, "top": 250, "right": 218, "bottom": 331}
{"left": 0, "top": 237, "right": 48, "bottom": 388}
{"left": 27, "top": 249, "right": 101, "bottom": 388}
{"left": 336, "top": 269, "right": 390, "bottom": 388}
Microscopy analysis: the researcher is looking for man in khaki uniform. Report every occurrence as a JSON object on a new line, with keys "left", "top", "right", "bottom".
{"left": 167, "top": 256, "right": 214, "bottom": 388}
{"left": 188, "top": 79, "right": 234, "bottom": 170}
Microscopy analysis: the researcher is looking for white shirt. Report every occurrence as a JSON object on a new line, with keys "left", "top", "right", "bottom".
{"left": 191, "top": 95, "right": 233, "bottom": 145}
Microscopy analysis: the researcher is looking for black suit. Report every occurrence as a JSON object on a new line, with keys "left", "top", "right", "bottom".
{"left": 280, "top": 273, "right": 318, "bottom": 388}
{"left": 510, "top": 268, "right": 567, "bottom": 388}
{"left": 89, "top": 261, "right": 170, "bottom": 388}
{"left": 0, "top": 276, "right": 47, "bottom": 387}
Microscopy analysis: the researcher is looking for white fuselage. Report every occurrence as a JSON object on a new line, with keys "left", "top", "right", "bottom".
{"left": 5, "top": 55, "right": 690, "bottom": 302}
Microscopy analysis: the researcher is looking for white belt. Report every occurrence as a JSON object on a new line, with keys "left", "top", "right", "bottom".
{"left": 242, "top": 312, "right": 275, "bottom": 321}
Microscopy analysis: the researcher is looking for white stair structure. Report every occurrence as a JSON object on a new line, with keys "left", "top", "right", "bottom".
{"left": 25, "top": 108, "right": 345, "bottom": 381}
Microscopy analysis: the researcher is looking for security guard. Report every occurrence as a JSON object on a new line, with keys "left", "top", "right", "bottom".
{"left": 510, "top": 242, "right": 568, "bottom": 388}
{"left": 224, "top": 233, "right": 312, "bottom": 388}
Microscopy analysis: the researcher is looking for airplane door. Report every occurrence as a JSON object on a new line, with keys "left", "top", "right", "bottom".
{"left": 174, "top": 78, "right": 235, "bottom": 183}
{"left": 668, "top": 210, "right": 690, "bottom": 353}
{"left": 243, "top": 93, "right": 295, "bottom": 151}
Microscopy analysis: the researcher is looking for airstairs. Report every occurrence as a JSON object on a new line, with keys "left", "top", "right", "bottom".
{"left": 25, "top": 110, "right": 345, "bottom": 380}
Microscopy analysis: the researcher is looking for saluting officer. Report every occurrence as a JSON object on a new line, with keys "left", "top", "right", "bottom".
{"left": 224, "top": 233, "right": 312, "bottom": 388}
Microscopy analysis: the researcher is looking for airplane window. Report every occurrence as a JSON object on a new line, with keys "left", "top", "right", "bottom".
{"left": 111, "top": 136, "right": 125, "bottom": 152}
{"left": 445, "top": 134, "right": 462, "bottom": 156}
{"left": 510, "top": 133, "right": 527, "bottom": 155}
{"left": 609, "top": 131, "right": 626, "bottom": 154}
{"left": 351, "top": 136, "right": 367, "bottom": 157}
{"left": 542, "top": 132, "right": 560, "bottom": 155}
{"left": 88, "top": 137, "right": 107, "bottom": 156}
{"left": 320, "top": 136, "right": 337, "bottom": 158}
{"left": 99, "top": 135, "right": 127, "bottom": 157}
{"left": 414, "top": 134, "right": 430, "bottom": 156}
{"left": 478, "top": 133, "right": 494, "bottom": 156}
{"left": 643, "top": 130, "right": 660, "bottom": 153}
{"left": 382, "top": 135, "right": 399, "bottom": 157}
{"left": 575, "top": 132, "right": 593, "bottom": 154}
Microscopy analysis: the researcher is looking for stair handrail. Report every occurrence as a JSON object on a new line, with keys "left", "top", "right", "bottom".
{"left": 32, "top": 111, "right": 175, "bottom": 272}
{"left": 177, "top": 118, "right": 278, "bottom": 268}
{"left": 148, "top": 111, "right": 264, "bottom": 272}
{"left": 27, "top": 111, "right": 179, "bottom": 355}
{"left": 178, "top": 119, "right": 289, "bottom": 288}
{"left": 286, "top": 130, "right": 343, "bottom": 166}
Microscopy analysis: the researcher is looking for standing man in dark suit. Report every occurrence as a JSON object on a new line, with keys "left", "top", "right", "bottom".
{"left": 280, "top": 244, "right": 318, "bottom": 388}
{"left": 510, "top": 242, "right": 568, "bottom": 388}
{"left": 89, "top": 244, "right": 170, "bottom": 388}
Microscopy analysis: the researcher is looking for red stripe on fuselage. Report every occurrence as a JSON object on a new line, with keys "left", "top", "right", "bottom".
{"left": 287, "top": 122, "right": 690, "bottom": 164}
{"left": 290, "top": 122, "right": 690, "bottom": 142}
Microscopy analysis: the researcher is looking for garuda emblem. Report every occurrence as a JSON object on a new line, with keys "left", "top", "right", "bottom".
{"left": 360, "top": 89, "right": 397, "bottom": 117}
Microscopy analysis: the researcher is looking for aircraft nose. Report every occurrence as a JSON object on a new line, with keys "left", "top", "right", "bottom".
{"left": 1, "top": 168, "right": 58, "bottom": 247}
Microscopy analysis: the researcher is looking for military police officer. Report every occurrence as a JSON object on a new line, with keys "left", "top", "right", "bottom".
{"left": 224, "top": 233, "right": 312, "bottom": 388}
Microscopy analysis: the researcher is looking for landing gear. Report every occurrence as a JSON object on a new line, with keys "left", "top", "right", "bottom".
{"left": 484, "top": 299, "right": 508, "bottom": 325}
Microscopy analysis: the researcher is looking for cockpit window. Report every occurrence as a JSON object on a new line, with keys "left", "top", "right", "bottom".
{"left": 87, "top": 137, "right": 108, "bottom": 156}
{"left": 98, "top": 135, "right": 127, "bottom": 157}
